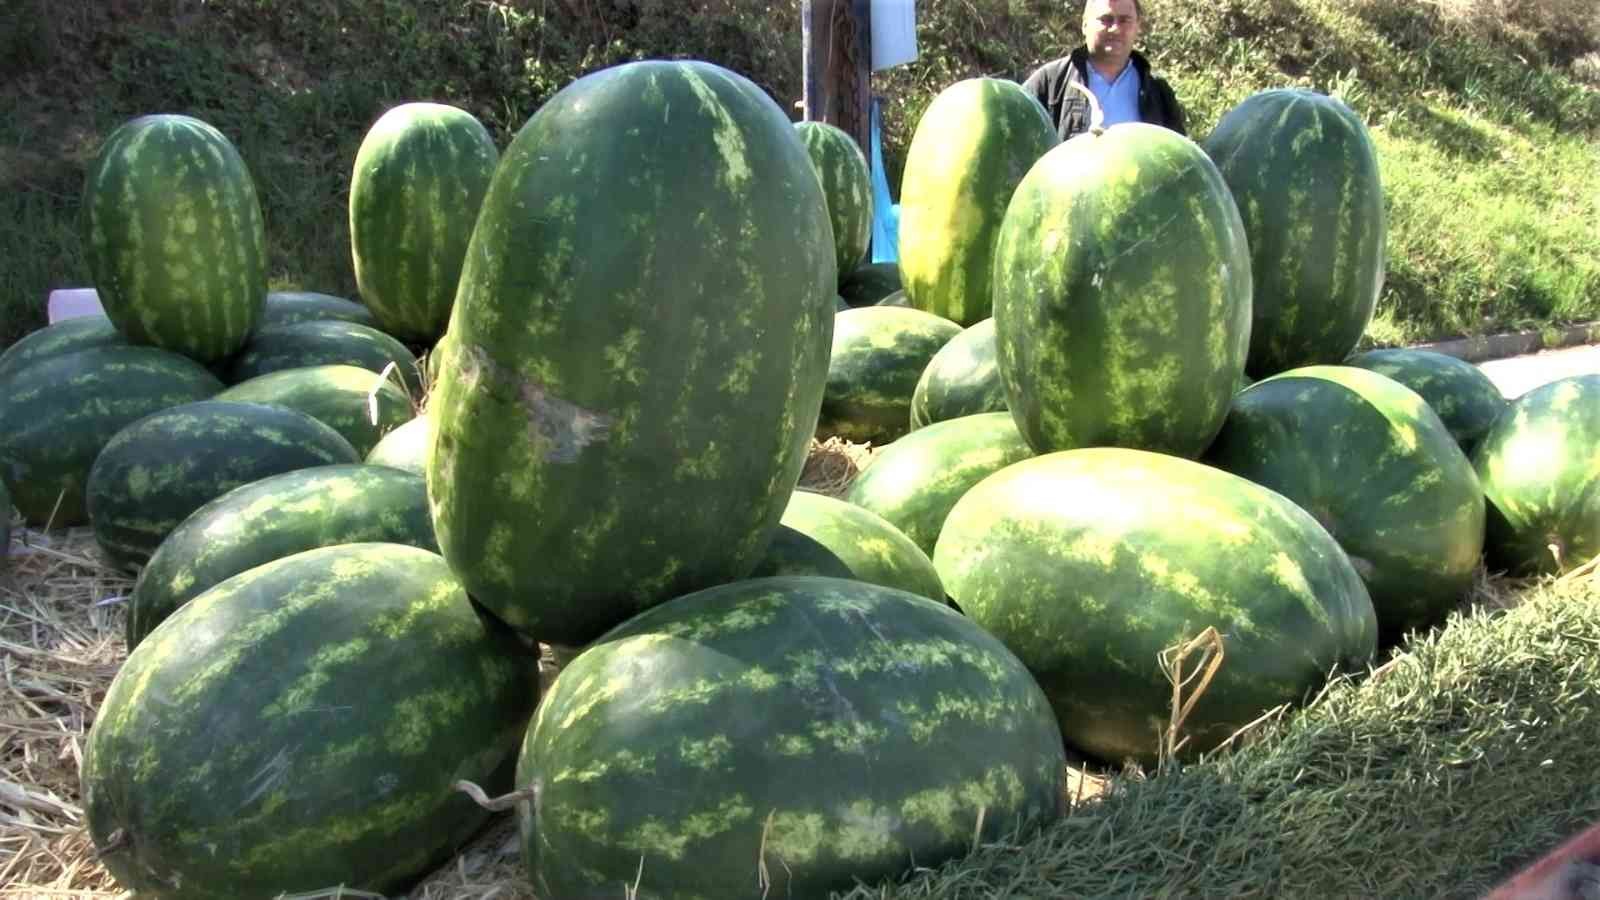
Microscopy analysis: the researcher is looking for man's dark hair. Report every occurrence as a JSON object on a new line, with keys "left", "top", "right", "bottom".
{"left": 1080, "top": 0, "right": 1143, "bottom": 17}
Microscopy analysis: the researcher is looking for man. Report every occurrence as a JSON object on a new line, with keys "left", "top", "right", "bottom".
{"left": 1022, "top": 0, "right": 1187, "bottom": 141}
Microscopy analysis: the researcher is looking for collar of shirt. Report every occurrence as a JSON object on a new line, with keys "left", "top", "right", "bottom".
{"left": 1084, "top": 61, "right": 1143, "bottom": 127}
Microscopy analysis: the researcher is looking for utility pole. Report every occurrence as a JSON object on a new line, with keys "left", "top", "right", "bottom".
{"left": 801, "top": 0, "right": 872, "bottom": 155}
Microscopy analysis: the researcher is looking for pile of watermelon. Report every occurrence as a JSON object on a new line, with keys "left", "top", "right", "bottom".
{"left": 1, "top": 60, "right": 1596, "bottom": 898}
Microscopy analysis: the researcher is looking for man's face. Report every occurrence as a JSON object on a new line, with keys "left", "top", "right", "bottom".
{"left": 1082, "top": 0, "right": 1140, "bottom": 69}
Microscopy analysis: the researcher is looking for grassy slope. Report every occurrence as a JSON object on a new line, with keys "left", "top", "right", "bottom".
{"left": 0, "top": 0, "right": 1597, "bottom": 351}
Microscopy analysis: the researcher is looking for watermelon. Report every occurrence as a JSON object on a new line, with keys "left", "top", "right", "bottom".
{"left": 81, "top": 113, "right": 266, "bottom": 363}
{"left": 365, "top": 412, "right": 434, "bottom": 476}
{"left": 1202, "top": 89, "right": 1386, "bottom": 378}
{"left": 899, "top": 78, "right": 1059, "bottom": 326}
{"left": 819, "top": 306, "right": 963, "bottom": 445}
{"left": 85, "top": 400, "right": 362, "bottom": 570}
{"left": 934, "top": 447, "right": 1377, "bottom": 766}
{"left": 993, "top": 122, "right": 1252, "bottom": 458}
{"left": 796, "top": 120, "right": 873, "bottom": 275}
{"left": 1344, "top": 348, "right": 1507, "bottom": 453}
{"left": 839, "top": 261, "right": 902, "bottom": 307}
{"left": 261, "top": 291, "right": 380, "bottom": 329}
{"left": 910, "top": 317, "right": 1006, "bottom": 430}
{"left": 126, "top": 463, "right": 437, "bottom": 648}
{"left": 1202, "top": 366, "right": 1485, "bottom": 637}
{"left": 83, "top": 543, "right": 539, "bottom": 898}
{"left": 1472, "top": 374, "right": 1600, "bottom": 575}
{"left": 747, "top": 525, "right": 856, "bottom": 580}
{"left": 765, "top": 489, "right": 944, "bottom": 601}
{"left": 515, "top": 575, "right": 1066, "bottom": 897}
{"left": 226, "top": 319, "right": 424, "bottom": 398}
{"left": 214, "top": 364, "right": 415, "bottom": 457}
{"left": 0, "top": 346, "right": 223, "bottom": 526}
{"left": 428, "top": 59, "right": 835, "bottom": 646}
{"left": 845, "top": 411, "right": 1034, "bottom": 557}
{"left": 1, "top": 478, "right": 10, "bottom": 562}
{"left": 350, "top": 102, "right": 499, "bottom": 344}
{"left": 0, "top": 315, "right": 125, "bottom": 385}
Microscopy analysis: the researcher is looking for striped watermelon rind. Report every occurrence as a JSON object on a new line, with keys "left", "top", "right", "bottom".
{"left": 0, "top": 345, "right": 223, "bottom": 526}
{"left": 899, "top": 78, "right": 1059, "bottom": 326}
{"left": 261, "top": 291, "right": 380, "bottom": 329}
{"left": 214, "top": 364, "right": 416, "bottom": 457}
{"left": 126, "top": 463, "right": 437, "bottom": 648}
{"left": 429, "top": 59, "right": 835, "bottom": 646}
{"left": 795, "top": 120, "right": 873, "bottom": 276}
{"left": 934, "top": 447, "right": 1378, "bottom": 766}
{"left": 1344, "top": 347, "right": 1507, "bottom": 454}
{"left": 517, "top": 575, "right": 1066, "bottom": 897}
{"left": 1472, "top": 374, "right": 1600, "bottom": 575}
{"left": 770, "top": 489, "right": 945, "bottom": 602}
{"left": 82, "top": 113, "right": 267, "bottom": 363}
{"left": 84, "top": 543, "right": 540, "bottom": 898}
{"left": 350, "top": 102, "right": 500, "bottom": 344}
{"left": 910, "top": 317, "right": 1006, "bottom": 430}
{"left": 226, "top": 319, "right": 425, "bottom": 398}
{"left": 819, "top": 306, "right": 963, "bottom": 445}
{"left": 1202, "top": 89, "right": 1386, "bottom": 378}
{"left": 85, "top": 400, "right": 363, "bottom": 571}
{"left": 993, "top": 122, "right": 1253, "bottom": 458}
{"left": 0, "top": 316, "right": 126, "bottom": 386}
{"left": 1202, "top": 365, "right": 1485, "bottom": 637}
{"left": 845, "top": 411, "right": 1035, "bottom": 557}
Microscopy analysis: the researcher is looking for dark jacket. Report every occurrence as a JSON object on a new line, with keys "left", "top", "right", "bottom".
{"left": 1022, "top": 47, "right": 1187, "bottom": 141}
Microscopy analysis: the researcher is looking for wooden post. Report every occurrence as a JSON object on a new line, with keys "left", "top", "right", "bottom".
{"left": 801, "top": 0, "right": 872, "bottom": 155}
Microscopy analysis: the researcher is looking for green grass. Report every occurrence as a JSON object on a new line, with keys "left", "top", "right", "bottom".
{"left": 835, "top": 574, "right": 1600, "bottom": 898}
{"left": 2, "top": 0, "right": 1598, "bottom": 352}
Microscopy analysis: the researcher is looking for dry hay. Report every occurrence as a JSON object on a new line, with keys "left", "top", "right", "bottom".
{"left": 2, "top": 524, "right": 128, "bottom": 897}
{"left": 797, "top": 436, "right": 878, "bottom": 498}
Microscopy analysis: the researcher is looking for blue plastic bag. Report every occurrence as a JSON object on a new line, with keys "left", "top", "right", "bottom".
{"left": 869, "top": 96, "right": 901, "bottom": 263}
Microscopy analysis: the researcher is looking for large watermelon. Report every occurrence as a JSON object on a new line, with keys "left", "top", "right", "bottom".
{"left": 0, "top": 316, "right": 125, "bottom": 385}
{"left": 1202, "top": 89, "right": 1386, "bottom": 378}
{"left": 365, "top": 412, "right": 434, "bottom": 476}
{"left": 0, "top": 346, "right": 223, "bottom": 526}
{"left": 1472, "top": 374, "right": 1600, "bottom": 575}
{"left": 1202, "top": 366, "right": 1485, "bottom": 638}
{"left": 763, "top": 489, "right": 944, "bottom": 601}
{"left": 126, "top": 463, "right": 437, "bottom": 648}
{"left": 85, "top": 400, "right": 362, "bottom": 570}
{"left": 934, "top": 448, "right": 1377, "bottom": 766}
{"left": 350, "top": 102, "right": 500, "bottom": 344}
{"left": 214, "top": 364, "right": 415, "bottom": 456}
{"left": 260, "top": 291, "right": 380, "bottom": 329}
{"left": 819, "top": 306, "right": 963, "bottom": 445}
{"left": 225, "top": 319, "right": 424, "bottom": 398}
{"left": 845, "top": 411, "right": 1035, "bottom": 557}
{"left": 515, "top": 575, "right": 1066, "bottom": 898}
{"left": 795, "top": 120, "right": 873, "bottom": 276}
{"left": 910, "top": 317, "right": 1006, "bottom": 430}
{"left": 899, "top": 78, "right": 1059, "bottom": 326}
{"left": 83, "top": 543, "right": 539, "bottom": 898}
{"left": 81, "top": 113, "right": 266, "bottom": 363}
{"left": 1344, "top": 347, "right": 1507, "bottom": 454}
{"left": 993, "top": 122, "right": 1252, "bottom": 458}
{"left": 429, "top": 60, "right": 836, "bottom": 646}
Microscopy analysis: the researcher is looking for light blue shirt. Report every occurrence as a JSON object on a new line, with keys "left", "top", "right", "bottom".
{"left": 1086, "top": 62, "right": 1142, "bottom": 127}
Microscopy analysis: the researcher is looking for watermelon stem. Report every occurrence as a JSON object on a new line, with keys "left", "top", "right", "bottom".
{"left": 1066, "top": 82, "right": 1107, "bottom": 136}
{"left": 453, "top": 778, "right": 536, "bottom": 811}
